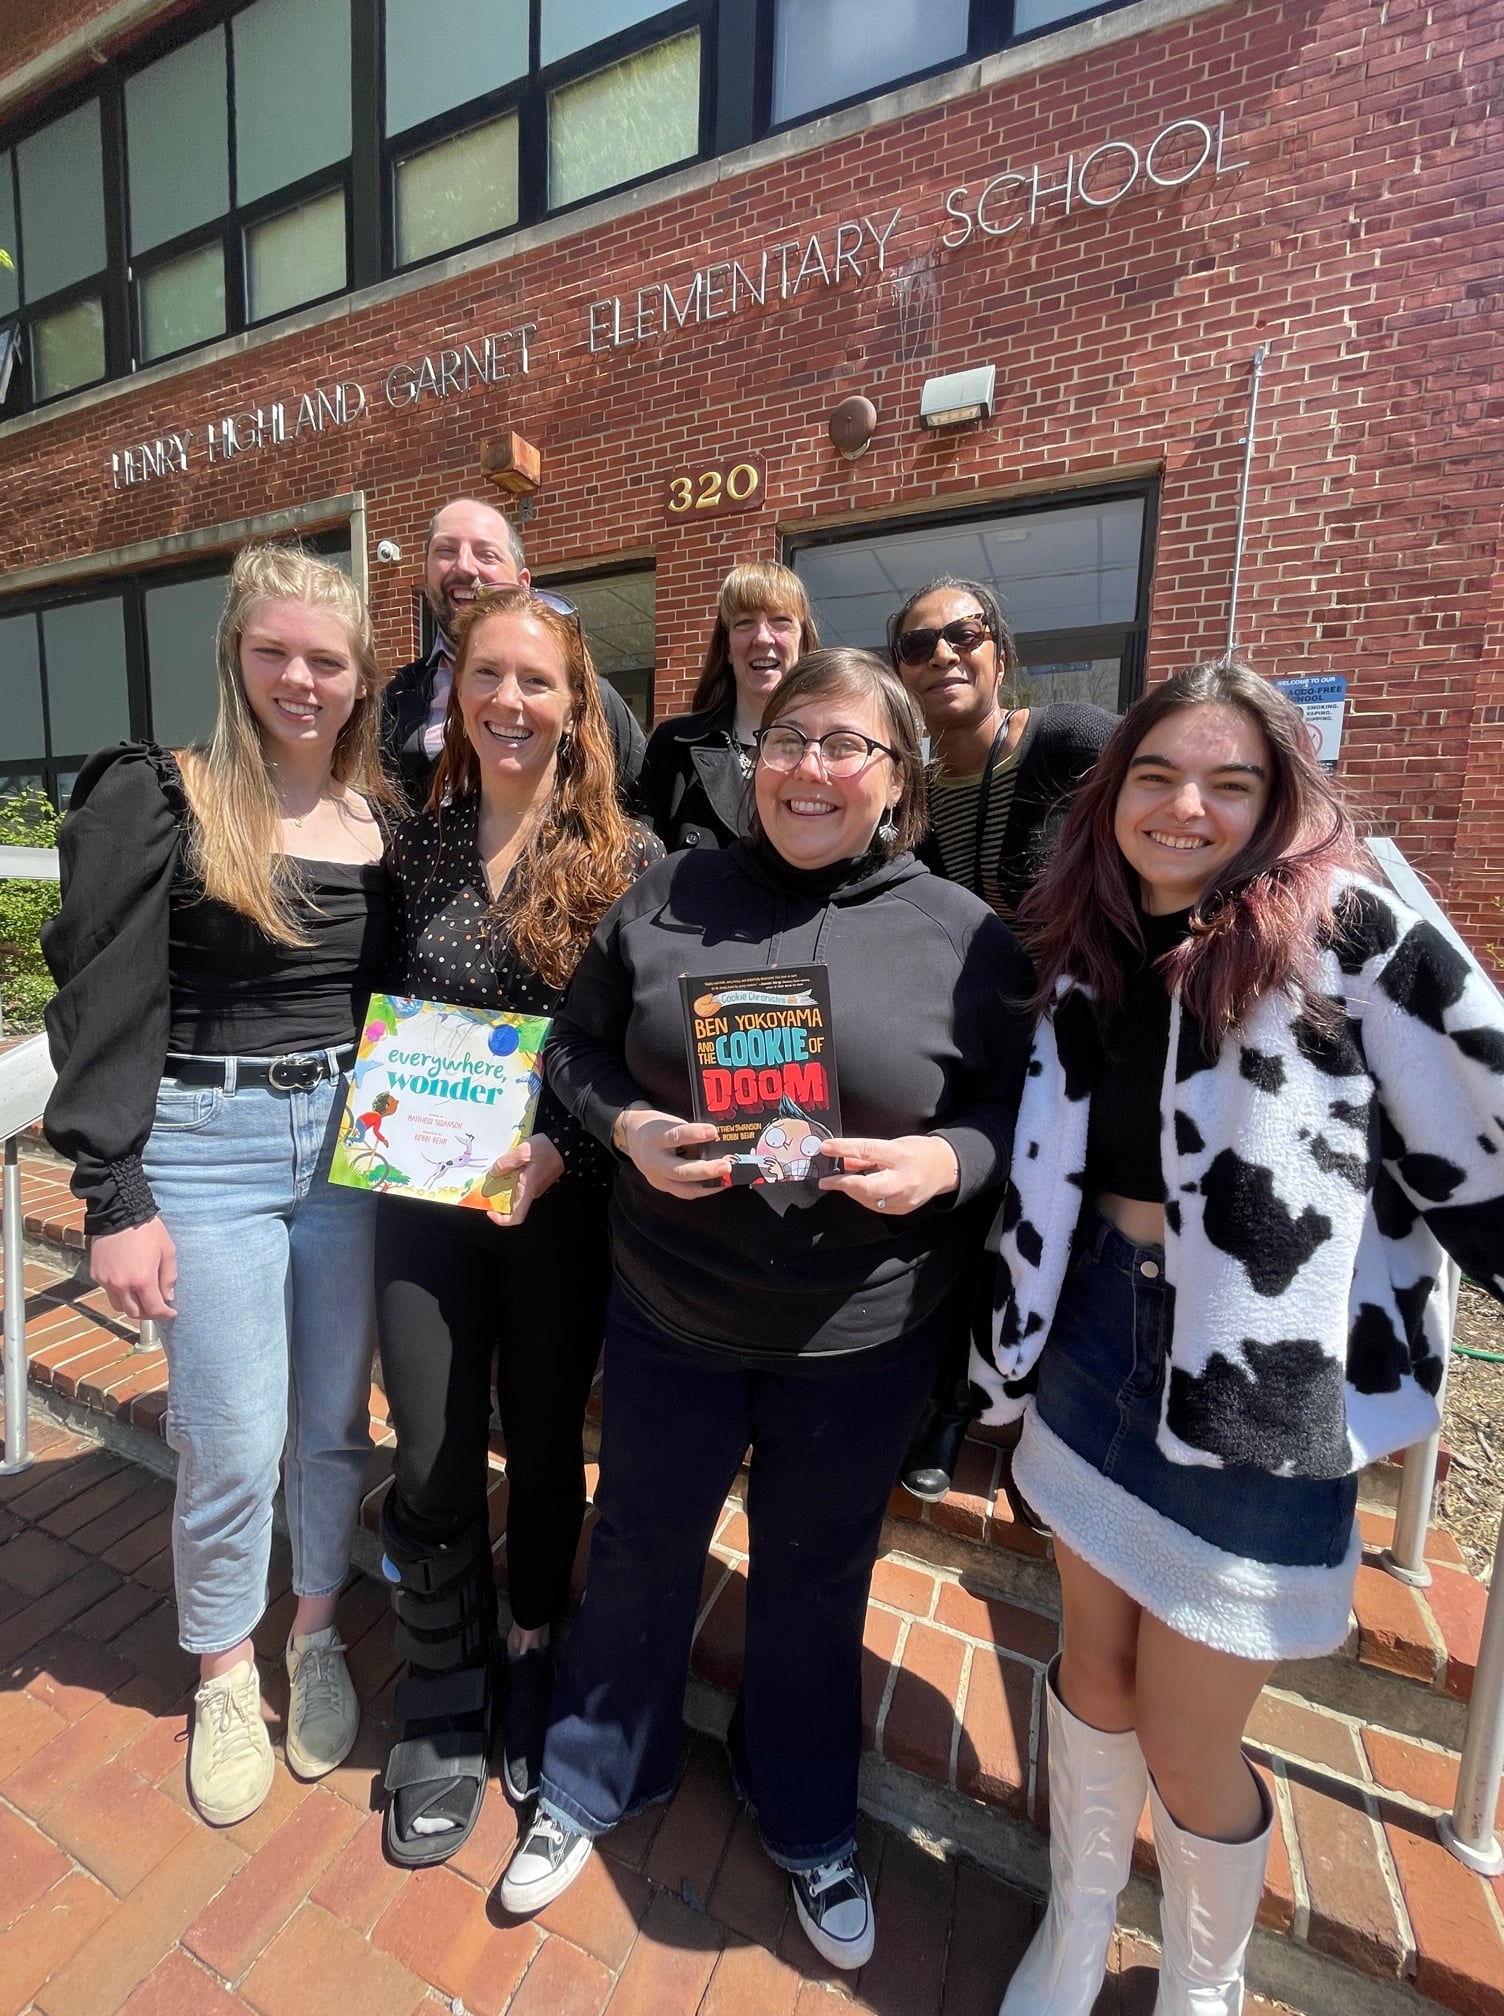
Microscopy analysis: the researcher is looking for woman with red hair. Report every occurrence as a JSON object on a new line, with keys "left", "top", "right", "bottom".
{"left": 973, "top": 660, "right": 1504, "bottom": 2015}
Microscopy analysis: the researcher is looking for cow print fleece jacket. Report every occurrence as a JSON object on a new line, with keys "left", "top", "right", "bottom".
{"left": 970, "top": 876, "right": 1504, "bottom": 1480}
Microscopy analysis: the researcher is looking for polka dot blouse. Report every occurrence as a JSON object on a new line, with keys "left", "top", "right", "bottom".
{"left": 388, "top": 797, "right": 662, "bottom": 1187}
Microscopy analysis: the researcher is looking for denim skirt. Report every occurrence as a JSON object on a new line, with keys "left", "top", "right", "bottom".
{"left": 1013, "top": 1208, "right": 1362, "bottom": 1661}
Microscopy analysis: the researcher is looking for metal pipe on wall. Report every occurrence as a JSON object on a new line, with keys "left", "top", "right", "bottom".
{"left": 1226, "top": 343, "right": 1268, "bottom": 654}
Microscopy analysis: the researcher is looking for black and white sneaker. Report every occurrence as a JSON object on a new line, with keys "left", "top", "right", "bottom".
{"left": 790, "top": 1846, "right": 875, "bottom": 1969}
{"left": 498, "top": 1809, "right": 593, "bottom": 1914}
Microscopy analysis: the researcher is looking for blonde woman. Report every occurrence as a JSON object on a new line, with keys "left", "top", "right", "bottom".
{"left": 635, "top": 560, "right": 818, "bottom": 852}
{"left": 43, "top": 545, "right": 394, "bottom": 1828}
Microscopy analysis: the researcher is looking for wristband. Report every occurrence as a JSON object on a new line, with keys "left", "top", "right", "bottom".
{"left": 610, "top": 1109, "right": 630, "bottom": 1155}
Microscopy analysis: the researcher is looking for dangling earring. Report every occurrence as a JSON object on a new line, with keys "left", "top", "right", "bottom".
{"left": 877, "top": 814, "right": 898, "bottom": 846}
{"left": 556, "top": 731, "right": 574, "bottom": 767}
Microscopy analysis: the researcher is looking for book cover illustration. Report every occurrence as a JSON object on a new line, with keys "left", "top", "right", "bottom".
{"left": 679, "top": 965, "right": 840, "bottom": 1199}
{"left": 329, "top": 994, "right": 551, "bottom": 1210}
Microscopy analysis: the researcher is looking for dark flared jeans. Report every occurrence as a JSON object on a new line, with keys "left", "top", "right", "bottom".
{"left": 538, "top": 1281, "right": 944, "bottom": 1867}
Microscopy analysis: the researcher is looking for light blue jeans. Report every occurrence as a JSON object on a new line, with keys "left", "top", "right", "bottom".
{"left": 142, "top": 1059, "right": 376, "bottom": 1656}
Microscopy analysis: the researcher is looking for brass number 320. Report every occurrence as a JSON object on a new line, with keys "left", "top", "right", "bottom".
{"left": 665, "top": 459, "right": 762, "bottom": 517}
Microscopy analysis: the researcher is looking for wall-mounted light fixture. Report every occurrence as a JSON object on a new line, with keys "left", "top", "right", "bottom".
{"left": 481, "top": 431, "right": 542, "bottom": 495}
{"left": 828, "top": 394, "right": 878, "bottom": 460}
{"left": 918, "top": 365, "right": 995, "bottom": 431}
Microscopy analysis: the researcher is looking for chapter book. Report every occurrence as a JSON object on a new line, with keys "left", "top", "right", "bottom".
{"left": 679, "top": 965, "right": 841, "bottom": 1195}
{"left": 330, "top": 994, "right": 550, "bottom": 1211}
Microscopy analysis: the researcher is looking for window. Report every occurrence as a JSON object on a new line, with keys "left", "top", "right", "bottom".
{"left": 789, "top": 488, "right": 1156, "bottom": 713}
{"left": 542, "top": 566, "right": 657, "bottom": 727}
{"left": 541, "top": 0, "right": 679, "bottom": 65}
{"left": 772, "top": 0, "right": 970, "bottom": 125}
{"left": 394, "top": 116, "right": 520, "bottom": 267}
{"left": 5, "top": 98, "right": 111, "bottom": 401}
{"left": 125, "top": 26, "right": 230, "bottom": 360}
{"left": 1013, "top": 0, "right": 1097, "bottom": 31}
{"left": 549, "top": 31, "right": 701, "bottom": 209}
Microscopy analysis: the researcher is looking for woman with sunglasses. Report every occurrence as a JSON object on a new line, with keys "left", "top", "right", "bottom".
{"left": 375, "top": 589, "right": 661, "bottom": 1867}
{"left": 887, "top": 577, "right": 1116, "bottom": 1500}
{"left": 499, "top": 649, "right": 1032, "bottom": 1967}
{"left": 635, "top": 560, "right": 819, "bottom": 851}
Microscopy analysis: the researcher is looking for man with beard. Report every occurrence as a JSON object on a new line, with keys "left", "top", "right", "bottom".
{"left": 381, "top": 497, "right": 645, "bottom": 807}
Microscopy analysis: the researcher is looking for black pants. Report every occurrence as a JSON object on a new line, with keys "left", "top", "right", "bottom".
{"left": 540, "top": 1282, "right": 945, "bottom": 1862}
{"left": 375, "top": 1186, "right": 610, "bottom": 1630}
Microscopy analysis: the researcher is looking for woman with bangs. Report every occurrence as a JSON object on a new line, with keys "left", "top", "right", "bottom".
{"left": 636, "top": 559, "right": 819, "bottom": 851}
{"left": 375, "top": 587, "right": 661, "bottom": 1868}
{"left": 44, "top": 545, "right": 395, "bottom": 1828}
{"left": 970, "top": 661, "right": 1504, "bottom": 2015}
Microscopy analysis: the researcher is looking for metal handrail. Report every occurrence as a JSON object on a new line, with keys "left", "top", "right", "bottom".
{"left": 2, "top": 1033, "right": 55, "bottom": 1476}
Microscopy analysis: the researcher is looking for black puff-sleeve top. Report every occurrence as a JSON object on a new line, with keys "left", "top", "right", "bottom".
{"left": 42, "top": 744, "right": 393, "bottom": 1236}
{"left": 387, "top": 797, "right": 663, "bottom": 1188}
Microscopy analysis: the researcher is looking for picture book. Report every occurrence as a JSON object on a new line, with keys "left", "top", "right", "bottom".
{"left": 329, "top": 994, "right": 551, "bottom": 1210}
{"left": 679, "top": 964, "right": 841, "bottom": 1194}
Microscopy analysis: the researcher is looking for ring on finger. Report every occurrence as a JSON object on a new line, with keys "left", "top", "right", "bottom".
{"left": 876, "top": 1196, "right": 888, "bottom": 1210}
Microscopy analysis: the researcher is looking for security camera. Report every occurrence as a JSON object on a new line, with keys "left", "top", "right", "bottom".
{"left": 376, "top": 538, "right": 402, "bottom": 563}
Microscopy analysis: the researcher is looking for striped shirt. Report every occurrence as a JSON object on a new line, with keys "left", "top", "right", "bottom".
{"left": 928, "top": 752, "right": 1021, "bottom": 919}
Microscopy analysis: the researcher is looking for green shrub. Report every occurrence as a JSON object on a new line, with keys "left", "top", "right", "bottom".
{"left": 0, "top": 787, "right": 61, "bottom": 1034}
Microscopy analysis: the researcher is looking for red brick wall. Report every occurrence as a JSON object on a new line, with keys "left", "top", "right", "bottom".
{"left": 1, "top": 0, "right": 1500, "bottom": 966}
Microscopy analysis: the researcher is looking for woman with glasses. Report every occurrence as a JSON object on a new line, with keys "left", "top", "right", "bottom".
{"left": 43, "top": 546, "right": 393, "bottom": 1828}
{"left": 499, "top": 649, "right": 1032, "bottom": 1968}
{"left": 887, "top": 576, "right": 1116, "bottom": 1500}
{"left": 635, "top": 560, "right": 819, "bottom": 851}
{"left": 375, "top": 589, "right": 661, "bottom": 1867}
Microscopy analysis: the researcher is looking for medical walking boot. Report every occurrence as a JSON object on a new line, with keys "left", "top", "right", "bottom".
{"left": 379, "top": 1501, "right": 501, "bottom": 1867}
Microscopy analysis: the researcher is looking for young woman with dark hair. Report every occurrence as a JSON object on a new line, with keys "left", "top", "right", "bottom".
{"left": 498, "top": 649, "right": 1033, "bottom": 1965}
{"left": 887, "top": 575, "right": 1116, "bottom": 1499}
{"left": 43, "top": 545, "right": 394, "bottom": 1828}
{"left": 375, "top": 589, "right": 661, "bottom": 1867}
{"left": 971, "top": 661, "right": 1504, "bottom": 2016}
{"left": 635, "top": 560, "right": 819, "bottom": 851}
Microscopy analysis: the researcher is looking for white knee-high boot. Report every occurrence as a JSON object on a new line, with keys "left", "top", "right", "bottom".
{"left": 1150, "top": 1768, "right": 1272, "bottom": 2015}
{"left": 1000, "top": 1659, "right": 1148, "bottom": 2015}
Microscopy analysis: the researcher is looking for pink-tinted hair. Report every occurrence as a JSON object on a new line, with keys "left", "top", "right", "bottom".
{"left": 1020, "top": 658, "right": 1371, "bottom": 1044}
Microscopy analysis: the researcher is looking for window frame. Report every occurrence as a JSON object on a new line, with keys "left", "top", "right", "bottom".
{"left": 782, "top": 475, "right": 1161, "bottom": 715}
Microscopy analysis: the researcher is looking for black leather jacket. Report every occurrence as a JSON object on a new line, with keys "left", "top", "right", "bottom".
{"left": 634, "top": 703, "right": 752, "bottom": 852}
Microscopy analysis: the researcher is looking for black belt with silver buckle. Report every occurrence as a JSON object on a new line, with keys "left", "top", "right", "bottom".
{"left": 167, "top": 1051, "right": 349, "bottom": 1092}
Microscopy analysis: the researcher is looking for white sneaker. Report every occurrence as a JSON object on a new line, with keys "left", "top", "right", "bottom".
{"left": 189, "top": 1659, "right": 275, "bottom": 1826}
{"left": 791, "top": 1847, "right": 876, "bottom": 1970}
{"left": 285, "top": 1627, "right": 359, "bottom": 1779}
{"left": 499, "top": 1810, "right": 594, "bottom": 1914}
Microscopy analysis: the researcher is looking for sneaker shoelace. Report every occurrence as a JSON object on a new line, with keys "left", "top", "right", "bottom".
{"left": 291, "top": 1641, "right": 346, "bottom": 1726}
{"left": 205, "top": 1681, "right": 264, "bottom": 1767}
{"left": 531, "top": 1812, "right": 569, "bottom": 1860}
{"left": 806, "top": 1858, "right": 860, "bottom": 1904}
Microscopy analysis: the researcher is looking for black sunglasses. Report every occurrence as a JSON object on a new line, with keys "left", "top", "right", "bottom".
{"left": 893, "top": 618, "right": 993, "bottom": 666}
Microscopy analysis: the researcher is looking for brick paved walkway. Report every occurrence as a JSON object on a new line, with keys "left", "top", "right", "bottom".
{"left": 0, "top": 1410, "right": 1287, "bottom": 2016}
